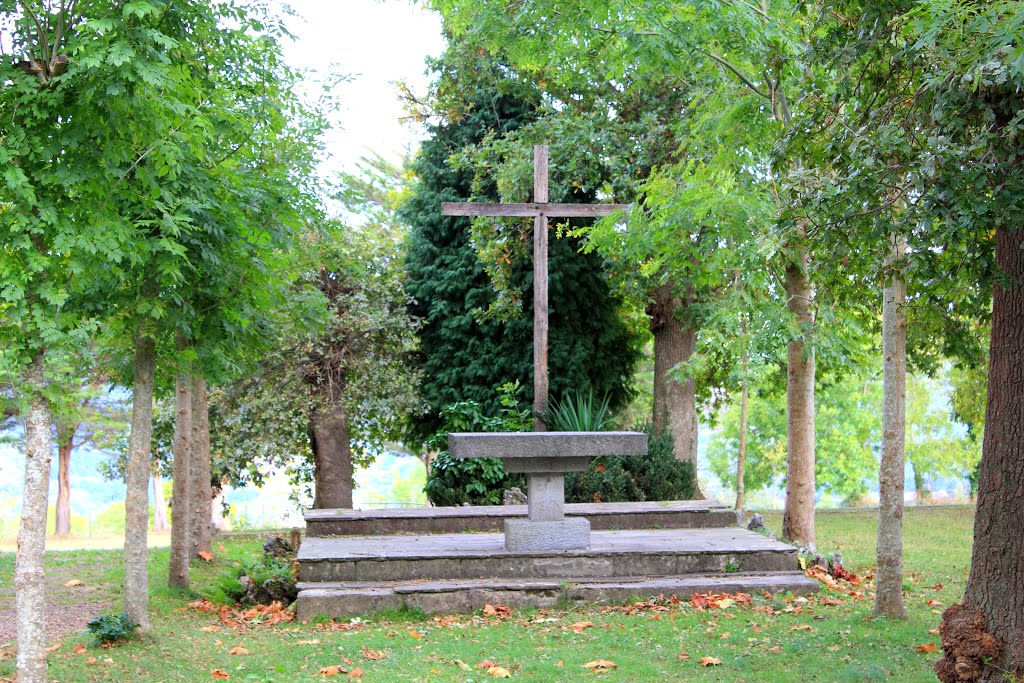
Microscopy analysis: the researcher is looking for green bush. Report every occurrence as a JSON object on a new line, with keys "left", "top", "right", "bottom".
{"left": 423, "top": 383, "right": 529, "bottom": 506}
{"left": 85, "top": 613, "right": 138, "bottom": 646}
{"left": 213, "top": 556, "right": 297, "bottom": 606}
{"left": 544, "top": 390, "right": 612, "bottom": 432}
{"left": 565, "top": 425, "right": 697, "bottom": 503}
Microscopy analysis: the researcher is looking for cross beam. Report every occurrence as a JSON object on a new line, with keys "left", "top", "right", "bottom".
{"left": 441, "top": 145, "right": 629, "bottom": 430}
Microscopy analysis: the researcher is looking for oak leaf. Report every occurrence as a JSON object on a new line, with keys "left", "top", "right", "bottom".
{"left": 699, "top": 656, "right": 722, "bottom": 666}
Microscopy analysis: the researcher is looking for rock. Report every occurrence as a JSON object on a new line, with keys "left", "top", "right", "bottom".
{"left": 263, "top": 535, "right": 294, "bottom": 560}
{"left": 746, "top": 513, "right": 765, "bottom": 531}
{"left": 502, "top": 487, "right": 528, "bottom": 506}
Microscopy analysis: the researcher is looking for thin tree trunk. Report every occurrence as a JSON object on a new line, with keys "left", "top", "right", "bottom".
{"left": 16, "top": 351, "right": 51, "bottom": 683}
{"left": 648, "top": 281, "right": 704, "bottom": 498}
{"left": 168, "top": 369, "right": 193, "bottom": 589}
{"left": 736, "top": 381, "right": 749, "bottom": 512}
{"left": 54, "top": 428, "right": 75, "bottom": 537}
{"left": 912, "top": 463, "right": 927, "bottom": 505}
{"left": 311, "top": 403, "right": 354, "bottom": 509}
{"left": 152, "top": 468, "right": 169, "bottom": 533}
{"left": 937, "top": 227, "right": 1024, "bottom": 681}
{"left": 782, "top": 259, "right": 816, "bottom": 548}
{"left": 875, "top": 235, "right": 908, "bottom": 619}
{"left": 189, "top": 374, "right": 212, "bottom": 558}
{"left": 123, "top": 332, "right": 156, "bottom": 631}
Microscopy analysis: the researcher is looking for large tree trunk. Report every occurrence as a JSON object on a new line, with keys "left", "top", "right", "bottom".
{"left": 16, "top": 351, "right": 52, "bottom": 683}
{"left": 189, "top": 374, "right": 212, "bottom": 558}
{"left": 782, "top": 259, "right": 816, "bottom": 548}
{"left": 123, "top": 332, "right": 156, "bottom": 631}
{"left": 54, "top": 427, "right": 75, "bottom": 537}
{"left": 648, "top": 281, "right": 703, "bottom": 498}
{"left": 310, "top": 403, "right": 353, "bottom": 509}
{"left": 875, "top": 235, "right": 908, "bottom": 619}
{"left": 168, "top": 370, "right": 193, "bottom": 589}
{"left": 152, "top": 468, "right": 169, "bottom": 533}
{"left": 936, "top": 227, "right": 1024, "bottom": 682}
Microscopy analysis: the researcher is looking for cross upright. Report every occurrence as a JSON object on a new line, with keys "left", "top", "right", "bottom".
{"left": 442, "top": 145, "right": 629, "bottom": 430}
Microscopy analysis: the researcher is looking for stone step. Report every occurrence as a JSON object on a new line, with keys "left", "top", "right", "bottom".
{"left": 304, "top": 501, "right": 739, "bottom": 537}
{"left": 295, "top": 572, "right": 819, "bottom": 619}
{"left": 298, "top": 527, "right": 798, "bottom": 583}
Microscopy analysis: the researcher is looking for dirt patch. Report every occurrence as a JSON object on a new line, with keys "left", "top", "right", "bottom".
{"left": 0, "top": 577, "right": 114, "bottom": 653}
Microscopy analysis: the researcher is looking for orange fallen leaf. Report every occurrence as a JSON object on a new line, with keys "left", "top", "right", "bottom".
{"left": 790, "top": 625, "right": 813, "bottom": 631}
{"left": 719, "top": 632, "right": 731, "bottom": 639}
{"left": 45, "top": 642, "right": 63, "bottom": 653}
{"left": 769, "top": 646, "right": 782, "bottom": 654}
{"left": 294, "top": 639, "right": 322, "bottom": 646}
{"left": 583, "top": 660, "right": 617, "bottom": 672}
{"left": 928, "top": 628, "right": 940, "bottom": 636}
{"left": 927, "top": 600, "right": 943, "bottom": 607}
{"left": 198, "top": 551, "right": 215, "bottom": 563}
{"left": 86, "top": 657, "right": 99, "bottom": 665}
{"left": 931, "top": 584, "right": 945, "bottom": 591}
{"left": 916, "top": 642, "right": 937, "bottom": 654}
{"left": 676, "top": 652, "right": 690, "bottom": 661}
{"left": 567, "top": 621, "right": 593, "bottom": 633}
{"left": 201, "top": 625, "right": 220, "bottom": 633}
{"left": 361, "top": 644, "right": 385, "bottom": 660}
{"left": 319, "top": 666, "right": 343, "bottom": 677}
{"left": 64, "top": 579, "right": 85, "bottom": 588}
{"left": 699, "top": 656, "right": 722, "bottom": 666}
{"left": 487, "top": 666, "right": 512, "bottom": 678}
{"left": 348, "top": 668, "right": 364, "bottom": 679}
{"left": 211, "top": 670, "right": 230, "bottom": 679}
{"left": 218, "top": 544, "right": 227, "bottom": 553}
{"left": 482, "top": 603, "right": 512, "bottom": 618}
{"left": 73, "top": 644, "right": 86, "bottom": 655}
{"left": 595, "top": 463, "right": 607, "bottom": 472}
{"left": 408, "top": 629, "right": 424, "bottom": 639}
{"left": 477, "top": 660, "right": 497, "bottom": 669}
{"left": 229, "top": 646, "right": 249, "bottom": 656}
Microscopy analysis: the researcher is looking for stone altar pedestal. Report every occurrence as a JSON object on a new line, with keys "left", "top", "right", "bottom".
{"left": 448, "top": 431, "right": 647, "bottom": 551}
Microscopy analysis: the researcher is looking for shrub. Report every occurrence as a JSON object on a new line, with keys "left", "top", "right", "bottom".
{"left": 544, "top": 390, "right": 612, "bottom": 432}
{"left": 213, "top": 556, "right": 297, "bottom": 606}
{"left": 423, "top": 383, "right": 529, "bottom": 506}
{"left": 565, "top": 425, "right": 697, "bottom": 503}
{"left": 85, "top": 613, "right": 138, "bottom": 646}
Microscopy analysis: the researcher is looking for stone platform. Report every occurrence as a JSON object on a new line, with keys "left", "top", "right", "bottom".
{"left": 295, "top": 526, "right": 816, "bottom": 619}
{"left": 304, "top": 500, "right": 739, "bottom": 537}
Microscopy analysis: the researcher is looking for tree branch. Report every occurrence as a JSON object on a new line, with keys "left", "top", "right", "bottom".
{"left": 706, "top": 51, "right": 770, "bottom": 101}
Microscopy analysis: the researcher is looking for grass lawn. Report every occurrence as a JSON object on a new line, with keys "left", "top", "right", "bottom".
{"left": 0, "top": 506, "right": 972, "bottom": 682}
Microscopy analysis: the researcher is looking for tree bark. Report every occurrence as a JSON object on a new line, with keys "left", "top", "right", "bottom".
{"left": 123, "top": 332, "right": 156, "bottom": 631}
{"left": 168, "top": 370, "right": 193, "bottom": 589}
{"left": 648, "top": 281, "right": 704, "bottom": 498}
{"left": 875, "top": 235, "right": 908, "bottom": 619}
{"left": 912, "top": 462, "right": 928, "bottom": 505}
{"left": 189, "top": 374, "right": 212, "bottom": 558}
{"left": 736, "top": 381, "right": 749, "bottom": 512}
{"left": 54, "top": 427, "right": 75, "bottom": 537}
{"left": 782, "top": 259, "right": 816, "bottom": 548}
{"left": 937, "top": 226, "right": 1024, "bottom": 681}
{"left": 16, "top": 351, "right": 52, "bottom": 683}
{"left": 152, "top": 468, "right": 169, "bottom": 533}
{"left": 311, "top": 403, "right": 353, "bottom": 509}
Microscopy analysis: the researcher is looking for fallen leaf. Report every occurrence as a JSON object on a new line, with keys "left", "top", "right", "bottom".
{"left": 567, "top": 621, "right": 594, "bottom": 633}
{"left": 408, "top": 629, "right": 424, "bottom": 639}
{"left": 595, "top": 463, "right": 606, "bottom": 473}
{"left": 583, "top": 660, "right": 617, "bottom": 672}
{"left": 214, "top": 640, "right": 224, "bottom": 647}
{"left": 927, "top": 600, "right": 943, "bottom": 607}
{"left": 198, "top": 551, "right": 215, "bottom": 562}
{"left": 916, "top": 642, "right": 938, "bottom": 654}
{"left": 769, "top": 646, "right": 782, "bottom": 654}
{"left": 319, "top": 666, "right": 343, "bottom": 677}
{"left": 103, "top": 658, "right": 114, "bottom": 665}
{"left": 476, "top": 660, "right": 497, "bottom": 669}
{"left": 73, "top": 644, "right": 86, "bottom": 655}
{"left": 348, "top": 668, "right": 363, "bottom": 679}
{"left": 361, "top": 644, "right": 385, "bottom": 660}
{"left": 294, "top": 639, "right": 322, "bottom": 646}
{"left": 719, "top": 632, "right": 731, "bottom": 639}
{"left": 211, "top": 670, "right": 230, "bottom": 680}
{"left": 45, "top": 642, "right": 63, "bottom": 653}
{"left": 931, "top": 583, "right": 945, "bottom": 591}
{"left": 454, "top": 660, "right": 472, "bottom": 671}
{"left": 228, "top": 646, "right": 249, "bottom": 656}
{"left": 201, "top": 625, "right": 220, "bottom": 633}
{"left": 86, "top": 657, "right": 99, "bottom": 665}
{"left": 482, "top": 603, "right": 512, "bottom": 618}
{"left": 790, "top": 625, "right": 813, "bottom": 631}
{"left": 928, "top": 628, "right": 940, "bottom": 636}
{"left": 699, "top": 656, "right": 722, "bottom": 667}
{"left": 487, "top": 666, "right": 512, "bottom": 678}
{"left": 64, "top": 579, "right": 85, "bottom": 588}
{"left": 676, "top": 652, "right": 690, "bottom": 661}
{"left": 828, "top": 645, "right": 842, "bottom": 652}
{"left": 218, "top": 544, "right": 227, "bottom": 553}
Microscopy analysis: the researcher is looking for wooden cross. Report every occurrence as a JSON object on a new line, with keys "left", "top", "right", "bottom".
{"left": 442, "top": 145, "right": 629, "bottom": 430}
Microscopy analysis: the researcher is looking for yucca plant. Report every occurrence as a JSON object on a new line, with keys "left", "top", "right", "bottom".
{"left": 546, "top": 390, "right": 612, "bottom": 432}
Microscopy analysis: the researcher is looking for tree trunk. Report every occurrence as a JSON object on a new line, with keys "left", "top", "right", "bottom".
{"left": 168, "top": 370, "right": 193, "bottom": 589}
{"left": 875, "top": 235, "right": 908, "bottom": 619}
{"left": 189, "top": 374, "right": 212, "bottom": 558}
{"left": 123, "top": 332, "right": 156, "bottom": 632}
{"left": 16, "top": 351, "right": 52, "bottom": 683}
{"left": 736, "top": 381, "right": 749, "bottom": 512}
{"left": 54, "top": 427, "right": 75, "bottom": 537}
{"left": 936, "top": 226, "right": 1024, "bottom": 682}
{"left": 912, "top": 462, "right": 928, "bottom": 505}
{"left": 152, "top": 468, "right": 169, "bottom": 532}
{"left": 648, "top": 281, "right": 703, "bottom": 498}
{"left": 311, "top": 403, "right": 353, "bottom": 509}
{"left": 782, "top": 259, "right": 816, "bottom": 548}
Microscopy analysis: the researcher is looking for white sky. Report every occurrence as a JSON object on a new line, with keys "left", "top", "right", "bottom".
{"left": 275, "top": 0, "right": 446, "bottom": 178}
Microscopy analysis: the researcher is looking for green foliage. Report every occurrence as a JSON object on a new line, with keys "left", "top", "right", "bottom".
{"left": 564, "top": 425, "right": 696, "bottom": 503}
{"left": 544, "top": 390, "right": 612, "bottom": 432}
{"left": 423, "top": 384, "right": 529, "bottom": 506}
{"left": 401, "top": 74, "right": 641, "bottom": 442}
{"left": 85, "top": 613, "right": 139, "bottom": 646}
{"left": 211, "top": 556, "right": 296, "bottom": 607}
